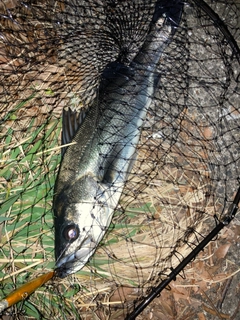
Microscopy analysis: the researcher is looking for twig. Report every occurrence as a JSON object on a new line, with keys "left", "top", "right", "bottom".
{"left": 217, "top": 277, "right": 233, "bottom": 310}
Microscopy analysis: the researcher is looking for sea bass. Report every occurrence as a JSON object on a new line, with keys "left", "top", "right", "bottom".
{"left": 53, "top": 11, "right": 179, "bottom": 277}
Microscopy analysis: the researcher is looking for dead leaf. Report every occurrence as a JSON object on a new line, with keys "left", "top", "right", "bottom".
{"left": 215, "top": 244, "right": 231, "bottom": 259}
{"left": 197, "top": 312, "right": 206, "bottom": 320}
{"left": 158, "top": 290, "right": 176, "bottom": 318}
{"left": 171, "top": 284, "right": 191, "bottom": 303}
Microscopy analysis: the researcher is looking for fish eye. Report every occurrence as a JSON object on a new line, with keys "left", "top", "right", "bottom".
{"left": 63, "top": 224, "right": 79, "bottom": 242}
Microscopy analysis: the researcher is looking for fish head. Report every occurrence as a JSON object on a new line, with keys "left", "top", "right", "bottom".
{"left": 54, "top": 175, "right": 118, "bottom": 278}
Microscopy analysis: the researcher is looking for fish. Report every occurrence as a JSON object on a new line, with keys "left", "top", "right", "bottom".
{"left": 53, "top": 5, "right": 183, "bottom": 278}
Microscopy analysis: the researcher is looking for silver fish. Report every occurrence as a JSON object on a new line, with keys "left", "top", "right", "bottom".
{"left": 53, "top": 16, "right": 174, "bottom": 277}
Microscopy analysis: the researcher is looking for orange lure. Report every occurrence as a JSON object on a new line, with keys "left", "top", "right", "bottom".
{"left": 0, "top": 271, "right": 55, "bottom": 312}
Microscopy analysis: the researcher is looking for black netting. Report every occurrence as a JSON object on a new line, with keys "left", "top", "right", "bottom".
{"left": 0, "top": 0, "right": 239, "bottom": 319}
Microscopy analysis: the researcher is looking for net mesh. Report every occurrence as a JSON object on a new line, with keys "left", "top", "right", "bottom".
{"left": 0, "top": 0, "right": 239, "bottom": 319}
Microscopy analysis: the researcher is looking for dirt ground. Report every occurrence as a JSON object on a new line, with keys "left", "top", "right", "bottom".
{"left": 136, "top": 220, "right": 240, "bottom": 320}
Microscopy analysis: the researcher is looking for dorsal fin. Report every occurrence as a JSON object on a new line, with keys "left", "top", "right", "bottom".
{"left": 61, "top": 107, "right": 86, "bottom": 156}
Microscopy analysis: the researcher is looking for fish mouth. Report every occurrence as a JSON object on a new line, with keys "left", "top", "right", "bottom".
{"left": 55, "top": 238, "right": 97, "bottom": 278}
